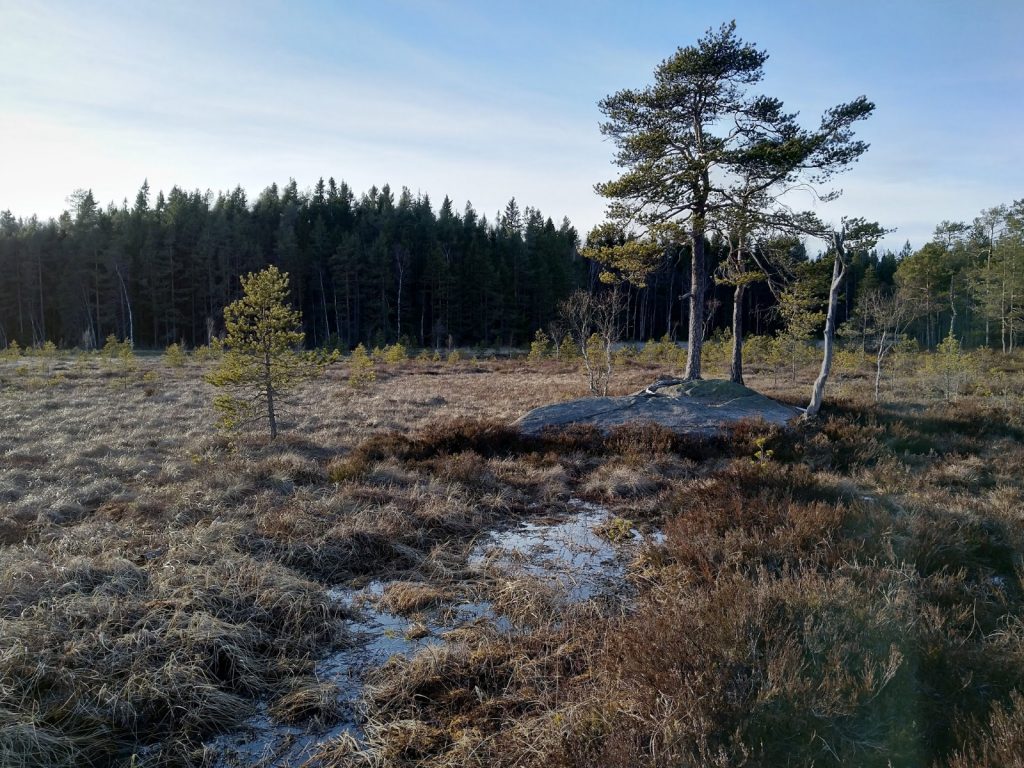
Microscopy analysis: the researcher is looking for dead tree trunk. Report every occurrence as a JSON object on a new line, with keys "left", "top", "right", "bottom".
{"left": 806, "top": 241, "right": 846, "bottom": 419}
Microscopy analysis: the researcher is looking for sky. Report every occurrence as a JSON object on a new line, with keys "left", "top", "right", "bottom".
{"left": 1, "top": 0, "right": 1021, "bottom": 251}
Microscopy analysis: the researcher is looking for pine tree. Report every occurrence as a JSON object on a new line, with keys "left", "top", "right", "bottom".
{"left": 348, "top": 342, "right": 376, "bottom": 388}
{"left": 594, "top": 21, "right": 873, "bottom": 380}
{"left": 207, "top": 266, "right": 334, "bottom": 439}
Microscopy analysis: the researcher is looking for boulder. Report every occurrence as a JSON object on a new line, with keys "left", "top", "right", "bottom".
{"left": 515, "top": 378, "right": 801, "bottom": 436}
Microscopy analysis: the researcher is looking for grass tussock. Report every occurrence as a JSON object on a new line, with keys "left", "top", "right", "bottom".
{"left": 0, "top": 359, "right": 659, "bottom": 766}
{"left": 269, "top": 679, "right": 344, "bottom": 727}
{"left": 3, "top": 356, "right": 1024, "bottom": 766}
{"left": 378, "top": 581, "right": 450, "bottom": 615}
{"left": 335, "top": 397, "right": 1024, "bottom": 768}
{"left": 0, "top": 525, "right": 347, "bottom": 766}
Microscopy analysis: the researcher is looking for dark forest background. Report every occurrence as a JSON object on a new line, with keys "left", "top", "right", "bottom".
{"left": 0, "top": 177, "right": 937, "bottom": 352}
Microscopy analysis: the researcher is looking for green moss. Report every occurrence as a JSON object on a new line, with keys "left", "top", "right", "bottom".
{"left": 675, "top": 378, "right": 763, "bottom": 401}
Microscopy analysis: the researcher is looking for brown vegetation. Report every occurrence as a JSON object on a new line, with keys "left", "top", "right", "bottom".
{"left": 1, "top": 352, "right": 1023, "bottom": 766}
{"left": 332, "top": 396, "right": 1024, "bottom": 768}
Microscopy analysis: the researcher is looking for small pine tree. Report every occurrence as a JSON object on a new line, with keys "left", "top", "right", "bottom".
{"left": 206, "top": 266, "right": 335, "bottom": 439}
{"left": 926, "top": 332, "right": 973, "bottom": 401}
{"left": 164, "top": 342, "right": 187, "bottom": 368}
{"left": 349, "top": 343, "right": 376, "bottom": 388}
{"left": 193, "top": 343, "right": 221, "bottom": 363}
{"left": 558, "top": 335, "right": 578, "bottom": 361}
{"left": 383, "top": 342, "right": 407, "bottom": 364}
{"left": 778, "top": 287, "right": 825, "bottom": 382}
{"left": 102, "top": 334, "right": 136, "bottom": 388}
{"left": 528, "top": 329, "right": 551, "bottom": 362}
{"left": 1, "top": 340, "right": 21, "bottom": 359}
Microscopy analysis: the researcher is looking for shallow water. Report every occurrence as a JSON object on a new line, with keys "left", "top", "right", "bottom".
{"left": 210, "top": 499, "right": 650, "bottom": 766}
{"left": 469, "top": 498, "right": 639, "bottom": 601}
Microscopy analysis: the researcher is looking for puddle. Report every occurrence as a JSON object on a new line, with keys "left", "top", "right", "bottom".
{"left": 210, "top": 499, "right": 652, "bottom": 766}
{"left": 468, "top": 498, "right": 641, "bottom": 602}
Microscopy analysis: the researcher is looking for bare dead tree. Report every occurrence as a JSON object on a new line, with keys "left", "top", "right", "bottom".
{"left": 805, "top": 217, "right": 888, "bottom": 419}
{"left": 559, "top": 289, "right": 624, "bottom": 396}
{"left": 859, "top": 286, "right": 920, "bottom": 400}
{"left": 546, "top": 320, "right": 568, "bottom": 361}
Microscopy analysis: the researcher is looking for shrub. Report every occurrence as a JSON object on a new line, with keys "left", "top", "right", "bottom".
{"left": 383, "top": 343, "right": 407, "bottom": 364}
{"left": 700, "top": 332, "right": 731, "bottom": 375}
{"left": 558, "top": 335, "right": 579, "bottom": 361}
{"left": 193, "top": 342, "right": 222, "bottom": 362}
{"left": 528, "top": 329, "right": 552, "bottom": 362}
{"left": 605, "top": 421, "right": 680, "bottom": 456}
{"left": 948, "top": 691, "right": 1024, "bottom": 768}
{"left": 925, "top": 332, "right": 975, "bottom": 400}
{"left": 34, "top": 340, "right": 58, "bottom": 358}
{"left": 612, "top": 344, "right": 635, "bottom": 366}
{"left": 101, "top": 333, "right": 131, "bottom": 359}
{"left": 101, "top": 334, "right": 136, "bottom": 388}
{"left": 348, "top": 343, "right": 376, "bottom": 388}
{"left": 579, "top": 332, "right": 616, "bottom": 395}
{"left": 742, "top": 333, "right": 775, "bottom": 368}
{"left": 163, "top": 342, "right": 187, "bottom": 368}
{"left": 638, "top": 334, "right": 676, "bottom": 364}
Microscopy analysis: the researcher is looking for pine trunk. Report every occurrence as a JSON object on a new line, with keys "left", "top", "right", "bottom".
{"left": 684, "top": 229, "right": 705, "bottom": 380}
{"left": 729, "top": 283, "right": 745, "bottom": 385}
{"left": 265, "top": 350, "right": 277, "bottom": 439}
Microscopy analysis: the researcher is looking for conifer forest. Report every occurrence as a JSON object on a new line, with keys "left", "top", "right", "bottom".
{"left": 2, "top": 181, "right": 1021, "bottom": 355}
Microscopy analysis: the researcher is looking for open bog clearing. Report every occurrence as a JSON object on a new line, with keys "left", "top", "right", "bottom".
{"left": 3, "top": 354, "right": 1024, "bottom": 768}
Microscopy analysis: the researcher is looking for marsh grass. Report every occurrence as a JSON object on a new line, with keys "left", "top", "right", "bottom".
{"left": 0, "top": 356, "right": 655, "bottom": 766}
{"left": 320, "top": 387, "right": 1024, "bottom": 768}
{"left": 2, "top": 353, "right": 1024, "bottom": 766}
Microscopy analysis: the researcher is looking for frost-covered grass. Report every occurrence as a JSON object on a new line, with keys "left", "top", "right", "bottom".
{"left": 2, "top": 353, "right": 1024, "bottom": 766}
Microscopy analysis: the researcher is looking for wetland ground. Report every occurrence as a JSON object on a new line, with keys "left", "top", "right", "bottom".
{"left": 2, "top": 351, "right": 1024, "bottom": 767}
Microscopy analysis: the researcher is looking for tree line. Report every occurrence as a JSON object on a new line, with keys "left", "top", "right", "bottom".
{"left": 1, "top": 179, "right": 1017, "bottom": 359}
{"left": 893, "top": 206, "right": 1024, "bottom": 353}
{"left": 0, "top": 175, "right": 829, "bottom": 353}
{"left": 0, "top": 181, "right": 585, "bottom": 351}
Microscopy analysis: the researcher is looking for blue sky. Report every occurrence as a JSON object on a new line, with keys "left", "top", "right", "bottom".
{"left": 1, "top": 0, "right": 1021, "bottom": 250}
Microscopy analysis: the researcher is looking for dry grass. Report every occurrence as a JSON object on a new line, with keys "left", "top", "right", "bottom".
{"left": 2, "top": 352, "right": 1024, "bottom": 766}
{"left": 377, "top": 581, "right": 451, "bottom": 615}
{"left": 305, "top": 374, "right": 1024, "bottom": 768}
{"left": 0, "top": 355, "right": 655, "bottom": 766}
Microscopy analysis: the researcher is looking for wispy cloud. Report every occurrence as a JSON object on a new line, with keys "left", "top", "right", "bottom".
{"left": 1, "top": 0, "right": 1020, "bottom": 250}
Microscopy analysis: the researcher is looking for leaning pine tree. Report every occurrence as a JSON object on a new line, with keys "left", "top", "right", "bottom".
{"left": 207, "top": 265, "right": 334, "bottom": 439}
